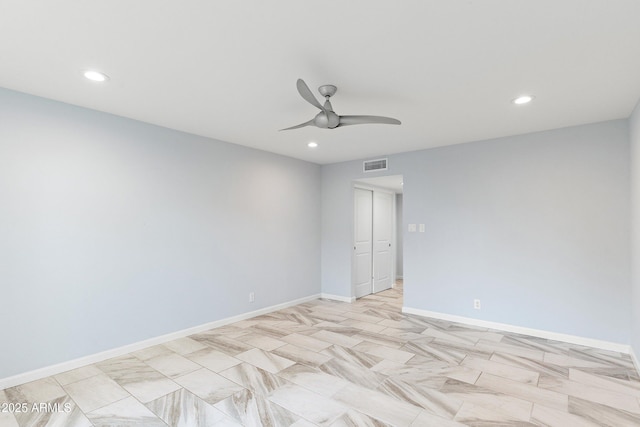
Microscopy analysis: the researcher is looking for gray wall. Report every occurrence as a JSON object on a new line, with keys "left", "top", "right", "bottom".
{"left": 321, "top": 120, "right": 630, "bottom": 343}
{"left": 631, "top": 99, "right": 640, "bottom": 357}
{"left": 0, "top": 88, "right": 321, "bottom": 379}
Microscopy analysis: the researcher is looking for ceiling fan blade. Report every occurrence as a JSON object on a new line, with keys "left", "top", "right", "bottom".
{"left": 338, "top": 115, "right": 401, "bottom": 127}
{"left": 296, "top": 79, "right": 325, "bottom": 111}
{"left": 280, "top": 119, "right": 315, "bottom": 131}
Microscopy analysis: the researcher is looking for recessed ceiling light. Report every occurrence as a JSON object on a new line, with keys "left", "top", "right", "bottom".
{"left": 84, "top": 70, "right": 109, "bottom": 82}
{"left": 513, "top": 95, "right": 534, "bottom": 105}
{"left": 307, "top": 142, "right": 318, "bottom": 148}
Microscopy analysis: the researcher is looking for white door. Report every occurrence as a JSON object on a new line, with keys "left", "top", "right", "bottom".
{"left": 373, "top": 190, "right": 394, "bottom": 293}
{"left": 353, "top": 188, "right": 373, "bottom": 298}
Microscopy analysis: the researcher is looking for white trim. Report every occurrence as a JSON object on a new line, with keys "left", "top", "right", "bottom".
{"left": 402, "top": 306, "right": 630, "bottom": 354}
{"left": 320, "top": 293, "right": 355, "bottom": 303}
{"left": 630, "top": 346, "right": 640, "bottom": 377}
{"left": 0, "top": 294, "right": 321, "bottom": 390}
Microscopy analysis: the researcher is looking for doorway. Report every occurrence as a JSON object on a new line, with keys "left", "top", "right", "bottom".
{"left": 352, "top": 175, "right": 403, "bottom": 298}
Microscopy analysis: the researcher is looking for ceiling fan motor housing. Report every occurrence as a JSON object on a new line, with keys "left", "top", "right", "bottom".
{"left": 314, "top": 110, "right": 340, "bottom": 128}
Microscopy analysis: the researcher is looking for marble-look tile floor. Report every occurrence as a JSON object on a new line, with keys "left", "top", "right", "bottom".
{"left": 2, "top": 282, "right": 640, "bottom": 426}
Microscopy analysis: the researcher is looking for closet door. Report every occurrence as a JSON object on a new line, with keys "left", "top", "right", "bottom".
{"left": 373, "top": 190, "right": 393, "bottom": 293}
{"left": 353, "top": 188, "right": 373, "bottom": 298}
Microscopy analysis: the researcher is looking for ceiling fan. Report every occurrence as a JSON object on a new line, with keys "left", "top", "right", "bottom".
{"left": 281, "top": 79, "right": 401, "bottom": 131}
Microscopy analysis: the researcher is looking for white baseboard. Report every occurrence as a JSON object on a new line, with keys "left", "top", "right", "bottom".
{"left": 0, "top": 293, "right": 321, "bottom": 390}
{"left": 320, "top": 293, "right": 355, "bottom": 303}
{"left": 402, "top": 306, "right": 630, "bottom": 354}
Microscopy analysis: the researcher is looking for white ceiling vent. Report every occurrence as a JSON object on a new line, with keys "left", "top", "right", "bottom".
{"left": 363, "top": 158, "right": 388, "bottom": 173}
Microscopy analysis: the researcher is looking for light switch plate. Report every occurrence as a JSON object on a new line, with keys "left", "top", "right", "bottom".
{"left": 419, "top": 224, "right": 425, "bottom": 232}
{"left": 408, "top": 224, "right": 416, "bottom": 232}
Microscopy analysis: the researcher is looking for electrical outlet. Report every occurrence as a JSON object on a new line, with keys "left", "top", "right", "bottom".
{"left": 249, "top": 292, "right": 255, "bottom": 303}
{"left": 474, "top": 299, "right": 481, "bottom": 310}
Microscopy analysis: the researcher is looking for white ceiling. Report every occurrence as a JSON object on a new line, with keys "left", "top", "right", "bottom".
{"left": 1, "top": 1, "right": 639, "bottom": 165}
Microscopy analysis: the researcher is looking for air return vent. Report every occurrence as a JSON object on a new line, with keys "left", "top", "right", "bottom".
{"left": 363, "top": 158, "right": 388, "bottom": 172}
